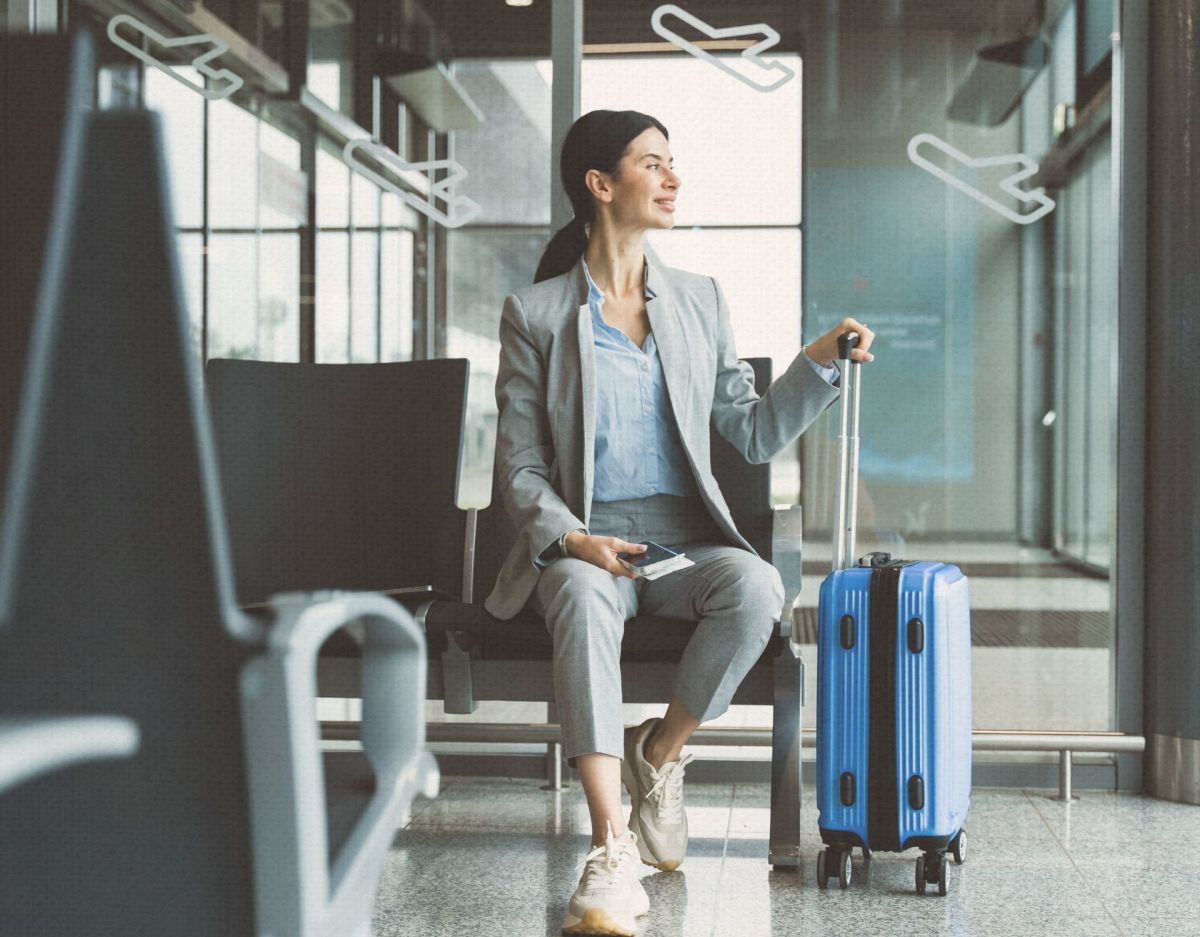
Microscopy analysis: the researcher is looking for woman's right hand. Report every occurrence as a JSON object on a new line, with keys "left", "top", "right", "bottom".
{"left": 564, "top": 532, "right": 647, "bottom": 579}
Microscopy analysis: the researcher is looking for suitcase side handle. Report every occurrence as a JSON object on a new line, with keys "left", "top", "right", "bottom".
{"left": 833, "top": 331, "right": 864, "bottom": 571}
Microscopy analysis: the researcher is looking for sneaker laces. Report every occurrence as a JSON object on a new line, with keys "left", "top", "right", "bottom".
{"left": 576, "top": 827, "right": 640, "bottom": 896}
{"left": 646, "top": 752, "right": 694, "bottom": 825}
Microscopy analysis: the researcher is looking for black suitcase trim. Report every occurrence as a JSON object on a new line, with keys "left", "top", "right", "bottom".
{"left": 902, "top": 833, "right": 955, "bottom": 853}
{"left": 866, "top": 562, "right": 903, "bottom": 851}
{"left": 819, "top": 827, "right": 866, "bottom": 849}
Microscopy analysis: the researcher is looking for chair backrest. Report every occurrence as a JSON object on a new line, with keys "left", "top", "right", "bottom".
{"left": 0, "top": 96, "right": 259, "bottom": 935}
{"left": 0, "top": 32, "right": 92, "bottom": 544}
{"left": 473, "top": 357, "right": 775, "bottom": 601}
{"left": 206, "top": 357, "right": 471, "bottom": 605}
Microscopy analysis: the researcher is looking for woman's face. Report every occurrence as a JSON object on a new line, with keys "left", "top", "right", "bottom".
{"left": 595, "top": 127, "right": 681, "bottom": 231}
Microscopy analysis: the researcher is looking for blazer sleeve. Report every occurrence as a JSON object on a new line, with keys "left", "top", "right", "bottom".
{"left": 494, "top": 292, "right": 587, "bottom": 568}
{"left": 709, "top": 276, "right": 841, "bottom": 464}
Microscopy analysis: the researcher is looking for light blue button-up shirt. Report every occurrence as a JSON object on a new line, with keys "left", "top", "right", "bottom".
{"left": 586, "top": 258, "right": 697, "bottom": 501}
{"left": 584, "top": 257, "right": 839, "bottom": 503}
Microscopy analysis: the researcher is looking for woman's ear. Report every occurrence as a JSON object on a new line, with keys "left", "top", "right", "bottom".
{"left": 585, "top": 168, "right": 614, "bottom": 204}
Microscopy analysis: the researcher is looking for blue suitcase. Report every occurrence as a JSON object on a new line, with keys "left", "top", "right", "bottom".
{"left": 814, "top": 333, "right": 972, "bottom": 896}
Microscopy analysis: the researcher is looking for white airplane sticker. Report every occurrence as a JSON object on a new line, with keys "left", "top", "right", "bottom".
{"left": 343, "top": 139, "right": 481, "bottom": 229}
{"left": 650, "top": 4, "right": 795, "bottom": 93}
{"left": 907, "top": 132, "right": 1056, "bottom": 225}
{"left": 107, "top": 14, "right": 243, "bottom": 101}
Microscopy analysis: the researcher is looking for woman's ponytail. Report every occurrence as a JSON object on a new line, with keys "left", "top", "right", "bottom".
{"left": 533, "top": 215, "right": 589, "bottom": 284}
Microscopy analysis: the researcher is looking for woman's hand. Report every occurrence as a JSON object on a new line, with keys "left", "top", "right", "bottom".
{"left": 564, "top": 532, "right": 647, "bottom": 579}
{"left": 804, "top": 318, "right": 876, "bottom": 368}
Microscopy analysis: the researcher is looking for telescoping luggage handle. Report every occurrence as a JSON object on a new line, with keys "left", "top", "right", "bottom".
{"left": 833, "top": 331, "right": 863, "bottom": 572}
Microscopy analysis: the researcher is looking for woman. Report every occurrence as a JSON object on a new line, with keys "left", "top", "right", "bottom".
{"left": 483, "top": 109, "right": 875, "bottom": 936}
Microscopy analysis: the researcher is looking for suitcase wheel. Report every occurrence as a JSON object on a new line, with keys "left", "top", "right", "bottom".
{"left": 816, "top": 849, "right": 829, "bottom": 890}
{"left": 838, "top": 849, "right": 853, "bottom": 889}
{"left": 951, "top": 829, "right": 966, "bottom": 865}
{"left": 916, "top": 851, "right": 950, "bottom": 897}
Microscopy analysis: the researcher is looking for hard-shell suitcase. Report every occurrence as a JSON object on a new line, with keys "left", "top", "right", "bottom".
{"left": 814, "top": 333, "right": 972, "bottom": 896}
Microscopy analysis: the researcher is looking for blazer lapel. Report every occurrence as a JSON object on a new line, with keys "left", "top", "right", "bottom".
{"left": 644, "top": 252, "right": 693, "bottom": 429}
{"left": 564, "top": 257, "right": 596, "bottom": 520}
{"left": 576, "top": 298, "right": 596, "bottom": 516}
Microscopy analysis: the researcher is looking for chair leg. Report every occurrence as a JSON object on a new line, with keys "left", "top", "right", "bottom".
{"left": 769, "top": 639, "right": 804, "bottom": 868}
{"left": 542, "top": 701, "right": 568, "bottom": 790}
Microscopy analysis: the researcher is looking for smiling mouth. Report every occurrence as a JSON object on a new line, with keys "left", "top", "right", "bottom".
{"left": 655, "top": 200, "right": 675, "bottom": 212}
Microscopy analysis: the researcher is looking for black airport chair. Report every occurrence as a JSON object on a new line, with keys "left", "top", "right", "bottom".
{"left": 0, "top": 29, "right": 142, "bottom": 805}
{"left": 208, "top": 356, "right": 806, "bottom": 867}
{"left": 0, "top": 36, "right": 433, "bottom": 935}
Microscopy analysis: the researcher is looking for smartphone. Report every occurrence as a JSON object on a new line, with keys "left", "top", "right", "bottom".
{"left": 617, "top": 540, "right": 680, "bottom": 568}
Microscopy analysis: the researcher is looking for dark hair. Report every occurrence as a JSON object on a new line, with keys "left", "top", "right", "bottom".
{"left": 533, "top": 109, "right": 669, "bottom": 284}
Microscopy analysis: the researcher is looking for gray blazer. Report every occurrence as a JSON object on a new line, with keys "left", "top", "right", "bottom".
{"left": 483, "top": 248, "right": 840, "bottom": 621}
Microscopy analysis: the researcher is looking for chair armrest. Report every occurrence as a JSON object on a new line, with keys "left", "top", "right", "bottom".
{"left": 0, "top": 716, "right": 140, "bottom": 794}
{"left": 240, "top": 590, "right": 439, "bottom": 937}
{"left": 462, "top": 507, "right": 478, "bottom": 603}
{"left": 772, "top": 503, "right": 804, "bottom": 638}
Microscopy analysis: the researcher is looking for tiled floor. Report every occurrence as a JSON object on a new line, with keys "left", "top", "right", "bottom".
{"left": 372, "top": 777, "right": 1200, "bottom": 937}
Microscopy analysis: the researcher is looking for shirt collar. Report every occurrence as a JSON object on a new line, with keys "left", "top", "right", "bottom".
{"left": 580, "top": 255, "right": 657, "bottom": 302}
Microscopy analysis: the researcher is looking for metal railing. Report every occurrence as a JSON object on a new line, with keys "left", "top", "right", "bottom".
{"left": 321, "top": 722, "right": 1145, "bottom": 801}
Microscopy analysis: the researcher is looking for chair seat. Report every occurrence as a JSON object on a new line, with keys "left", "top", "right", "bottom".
{"left": 318, "top": 599, "right": 782, "bottom": 664}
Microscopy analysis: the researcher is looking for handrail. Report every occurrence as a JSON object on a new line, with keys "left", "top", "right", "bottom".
{"left": 321, "top": 722, "right": 1144, "bottom": 801}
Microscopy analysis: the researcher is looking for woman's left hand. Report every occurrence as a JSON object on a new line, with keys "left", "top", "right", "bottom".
{"left": 804, "top": 318, "right": 876, "bottom": 367}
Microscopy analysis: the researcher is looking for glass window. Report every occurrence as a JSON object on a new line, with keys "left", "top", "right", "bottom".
{"left": 317, "top": 146, "right": 351, "bottom": 228}
{"left": 259, "top": 233, "right": 301, "bottom": 362}
{"left": 316, "top": 232, "right": 350, "bottom": 362}
{"left": 790, "top": 2, "right": 1115, "bottom": 737}
{"left": 177, "top": 232, "right": 205, "bottom": 358}
{"left": 145, "top": 66, "right": 204, "bottom": 229}
{"left": 352, "top": 168, "right": 380, "bottom": 228}
{"left": 209, "top": 98, "right": 259, "bottom": 230}
{"left": 307, "top": 0, "right": 355, "bottom": 113}
{"left": 207, "top": 234, "right": 258, "bottom": 358}
{"left": 350, "top": 231, "right": 379, "bottom": 362}
{"left": 583, "top": 51, "right": 804, "bottom": 503}
{"left": 381, "top": 229, "right": 415, "bottom": 362}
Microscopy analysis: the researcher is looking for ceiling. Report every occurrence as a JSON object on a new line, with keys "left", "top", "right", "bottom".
{"left": 418, "top": 0, "right": 1044, "bottom": 60}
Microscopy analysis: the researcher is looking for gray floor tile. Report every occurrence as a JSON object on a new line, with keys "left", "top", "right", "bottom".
{"left": 371, "top": 780, "right": 1174, "bottom": 936}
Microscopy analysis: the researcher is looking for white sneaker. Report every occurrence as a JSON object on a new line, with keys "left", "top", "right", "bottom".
{"left": 561, "top": 823, "right": 651, "bottom": 936}
{"left": 621, "top": 718, "right": 695, "bottom": 871}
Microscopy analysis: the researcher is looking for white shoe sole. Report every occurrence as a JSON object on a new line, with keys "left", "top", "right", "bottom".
{"left": 561, "top": 906, "right": 637, "bottom": 936}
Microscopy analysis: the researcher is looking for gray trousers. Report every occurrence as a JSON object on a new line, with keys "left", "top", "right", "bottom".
{"left": 529, "top": 493, "right": 785, "bottom": 764}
